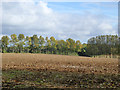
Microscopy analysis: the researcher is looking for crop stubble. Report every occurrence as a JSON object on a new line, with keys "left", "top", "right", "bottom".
{"left": 2, "top": 53, "right": 118, "bottom": 74}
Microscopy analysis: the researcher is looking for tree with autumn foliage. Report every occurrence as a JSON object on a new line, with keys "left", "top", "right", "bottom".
{"left": 50, "top": 36, "right": 57, "bottom": 54}
{"left": 1, "top": 34, "right": 119, "bottom": 57}
{"left": 10, "top": 34, "right": 18, "bottom": 53}
{"left": 75, "top": 40, "right": 82, "bottom": 52}
{"left": 39, "top": 36, "right": 45, "bottom": 53}
{"left": 30, "top": 35, "right": 39, "bottom": 53}
{"left": 56, "top": 40, "right": 66, "bottom": 54}
{"left": 66, "top": 38, "right": 76, "bottom": 55}
{"left": 18, "top": 34, "right": 25, "bottom": 53}
{"left": 1, "top": 36, "right": 9, "bottom": 53}
{"left": 24, "top": 36, "right": 32, "bottom": 53}
{"left": 45, "top": 37, "right": 51, "bottom": 54}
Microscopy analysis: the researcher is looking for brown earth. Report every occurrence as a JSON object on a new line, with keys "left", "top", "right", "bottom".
{"left": 2, "top": 53, "right": 118, "bottom": 74}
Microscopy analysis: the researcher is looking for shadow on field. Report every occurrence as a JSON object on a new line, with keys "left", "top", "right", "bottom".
{"left": 2, "top": 69, "right": 120, "bottom": 89}
{"left": 78, "top": 52, "right": 90, "bottom": 57}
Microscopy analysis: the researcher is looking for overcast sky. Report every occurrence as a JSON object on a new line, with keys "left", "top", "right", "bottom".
{"left": 2, "top": 1, "right": 118, "bottom": 43}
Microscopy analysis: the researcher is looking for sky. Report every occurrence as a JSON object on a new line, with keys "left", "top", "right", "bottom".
{"left": 1, "top": 1, "right": 118, "bottom": 43}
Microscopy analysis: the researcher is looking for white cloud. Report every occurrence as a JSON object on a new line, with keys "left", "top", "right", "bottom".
{"left": 2, "top": 1, "right": 117, "bottom": 43}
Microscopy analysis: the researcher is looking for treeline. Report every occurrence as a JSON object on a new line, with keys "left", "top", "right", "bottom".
{"left": 0, "top": 34, "right": 119, "bottom": 57}
{"left": 0, "top": 34, "right": 86, "bottom": 56}
{"left": 86, "top": 35, "right": 120, "bottom": 57}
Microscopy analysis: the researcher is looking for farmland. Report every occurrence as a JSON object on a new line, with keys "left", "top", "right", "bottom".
{"left": 2, "top": 53, "right": 120, "bottom": 88}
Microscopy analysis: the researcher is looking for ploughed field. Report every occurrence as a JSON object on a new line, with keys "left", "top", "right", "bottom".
{"left": 2, "top": 53, "right": 118, "bottom": 74}
{"left": 2, "top": 53, "right": 120, "bottom": 88}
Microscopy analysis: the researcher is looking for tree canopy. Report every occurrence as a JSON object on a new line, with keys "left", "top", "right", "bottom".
{"left": 1, "top": 34, "right": 119, "bottom": 57}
